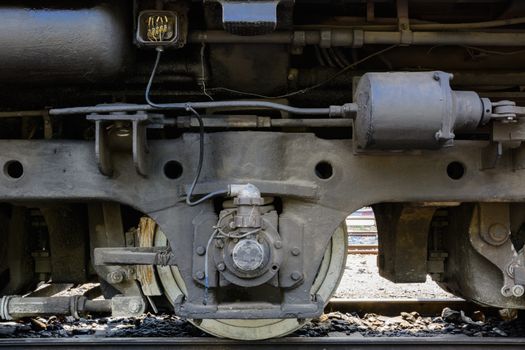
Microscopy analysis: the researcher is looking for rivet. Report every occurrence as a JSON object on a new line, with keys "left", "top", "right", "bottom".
{"left": 291, "top": 247, "right": 301, "bottom": 256}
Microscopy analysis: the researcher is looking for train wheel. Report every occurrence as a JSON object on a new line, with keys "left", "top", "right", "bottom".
{"left": 154, "top": 224, "right": 347, "bottom": 340}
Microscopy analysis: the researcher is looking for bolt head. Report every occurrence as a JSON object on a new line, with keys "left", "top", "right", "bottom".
{"left": 501, "top": 286, "right": 513, "bottom": 297}
{"left": 196, "top": 271, "right": 205, "bottom": 280}
{"left": 291, "top": 271, "right": 303, "bottom": 281}
{"left": 433, "top": 72, "right": 440, "bottom": 81}
{"left": 291, "top": 247, "right": 301, "bottom": 256}
{"left": 274, "top": 241, "right": 282, "bottom": 249}
{"left": 487, "top": 223, "right": 509, "bottom": 245}
{"left": 107, "top": 271, "right": 124, "bottom": 284}
{"left": 196, "top": 246, "right": 206, "bottom": 256}
{"left": 128, "top": 300, "right": 141, "bottom": 314}
{"left": 217, "top": 263, "right": 226, "bottom": 271}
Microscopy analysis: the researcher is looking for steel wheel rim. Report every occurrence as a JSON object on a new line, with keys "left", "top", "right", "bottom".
{"left": 155, "top": 224, "right": 347, "bottom": 340}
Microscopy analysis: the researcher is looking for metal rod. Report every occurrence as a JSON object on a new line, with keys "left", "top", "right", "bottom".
{"left": 93, "top": 247, "right": 174, "bottom": 266}
{"left": 0, "top": 110, "right": 46, "bottom": 118}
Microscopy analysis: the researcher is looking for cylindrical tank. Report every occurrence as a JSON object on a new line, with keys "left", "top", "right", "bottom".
{"left": 354, "top": 71, "right": 485, "bottom": 150}
{"left": 0, "top": 2, "right": 131, "bottom": 83}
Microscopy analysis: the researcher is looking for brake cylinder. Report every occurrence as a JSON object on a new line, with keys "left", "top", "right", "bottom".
{"left": 353, "top": 71, "right": 489, "bottom": 150}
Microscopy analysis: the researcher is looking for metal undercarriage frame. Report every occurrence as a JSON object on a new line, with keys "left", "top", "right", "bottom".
{"left": 2, "top": 131, "right": 525, "bottom": 316}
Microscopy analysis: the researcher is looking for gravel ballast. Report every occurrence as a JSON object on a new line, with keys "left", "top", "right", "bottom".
{"left": 0, "top": 254, "right": 522, "bottom": 339}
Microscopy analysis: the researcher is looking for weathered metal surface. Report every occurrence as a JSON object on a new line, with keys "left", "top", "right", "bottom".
{"left": 354, "top": 71, "right": 485, "bottom": 150}
{"left": 375, "top": 204, "right": 436, "bottom": 283}
{"left": 0, "top": 2, "right": 131, "bottom": 83}
{"left": 468, "top": 204, "right": 525, "bottom": 298}
{"left": 40, "top": 205, "right": 87, "bottom": 283}
{"left": 1, "top": 133, "right": 525, "bottom": 313}
{"left": 437, "top": 204, "right": 525, "bottom": 309}
{"left": 3, "top": 0, "right": 525, "bottom": 335}
{"left": 88, "top": 204, "right": 143, "bottom": 297}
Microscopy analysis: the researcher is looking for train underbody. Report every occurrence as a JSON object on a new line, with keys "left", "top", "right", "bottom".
{"left": 0, "top": 0, "right": 525, "bottom": 340}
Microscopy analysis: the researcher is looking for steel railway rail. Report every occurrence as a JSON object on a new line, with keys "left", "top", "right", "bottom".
{"left": 0, "top": 337, "right": 524, "bottom": 349}
{"left": 0, "top": 298, "right": 520, "bottom": 348}
{"left": 326, "top": 298, "right": 496, "bottom": 316}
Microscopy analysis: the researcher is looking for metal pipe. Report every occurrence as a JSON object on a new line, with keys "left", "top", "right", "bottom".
{"left": 364, "top": 31, "right": 525, "bottom": 46}
{"left": 49, "top": 102, "right": 356, "bottom": 117}
{"left": 84, "top": 299, "right": 112, "bottom": 313}
{"left": 175, "top": 116, "right": 353, "bottom": 128}
{"left": 410, "top": 17, "right": 525, "bottom": 31}
{"left": 0, "top": 296, "right": 111, "bottom": 320}
{"left": 188, "top": 30, "right": 525, "bottom": 47}
{"left": 296, "top": 17, "right": 525, "bottom": 31}
{"left": 0, "top": 110, "right": 46, "bottom": 118}
{"left": 271, "top": 118, "right": 352, "bottom": 127}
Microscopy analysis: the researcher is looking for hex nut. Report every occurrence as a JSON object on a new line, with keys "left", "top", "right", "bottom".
{"left": 107, "top": 271, "right": 124, "bottom": 284}
{"left": 512, "top": 285, "right": 525, "bottom": 297}
{"left": 291, "top": 271, "right": 303, "bottom": 281}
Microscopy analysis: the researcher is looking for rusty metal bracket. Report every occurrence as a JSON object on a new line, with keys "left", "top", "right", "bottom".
{"left": 86, "top": 112, "right": 166, "bottom": 177}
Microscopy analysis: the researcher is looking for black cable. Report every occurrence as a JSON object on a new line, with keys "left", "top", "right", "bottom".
{"left": 145, "top": 47, "right": 164, "bottom": 108}
{"left": 145, "top": 47, "right": 227, "bottom": 206}
{"left": 184, "top": 106, "right": 228, "bottom": 206}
